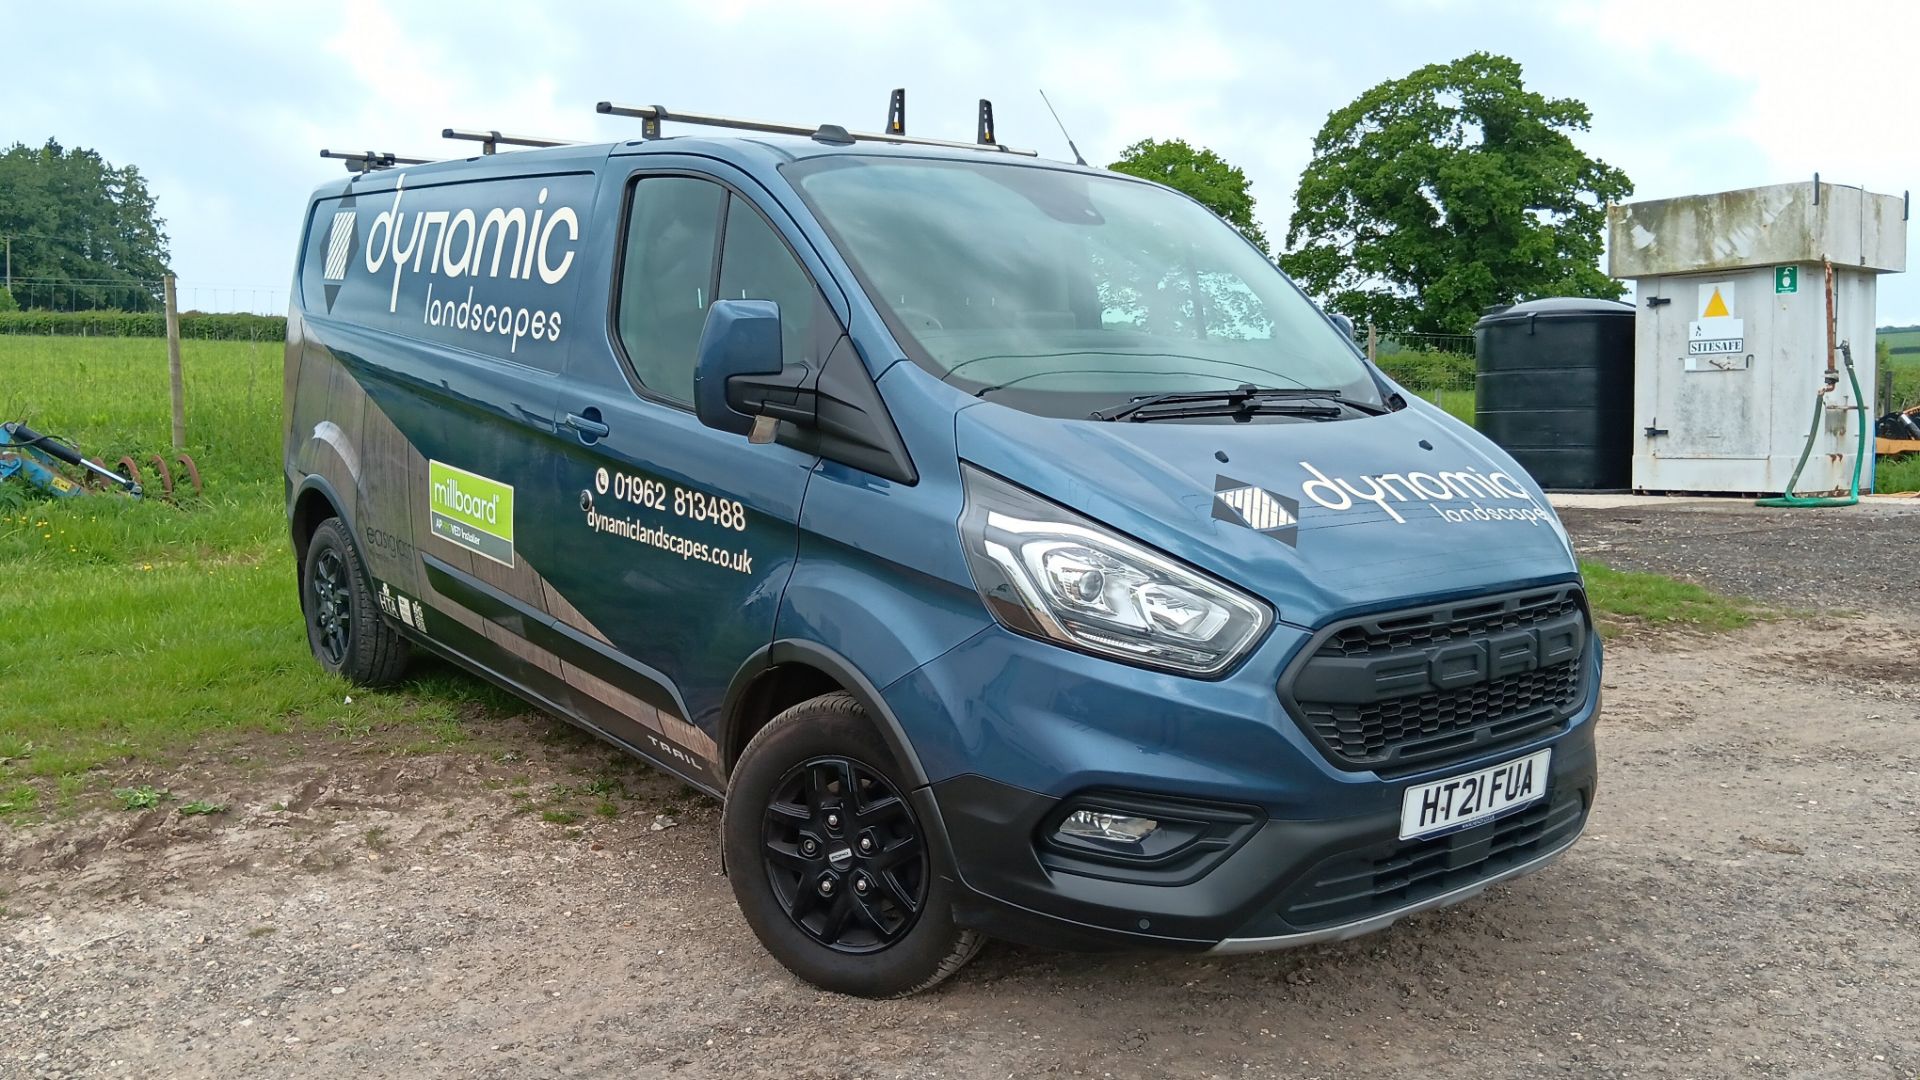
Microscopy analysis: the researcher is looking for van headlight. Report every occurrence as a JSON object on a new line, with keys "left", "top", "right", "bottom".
{"left": 959, "top": 464, "right": 1271, "bottom": 677}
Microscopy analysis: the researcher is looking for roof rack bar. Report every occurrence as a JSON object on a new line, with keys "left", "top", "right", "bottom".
{"left": 595, "top": 101, "right": 1038, "bottom": 157}
{"left": 320, "top": 149, "right": 433, "bottom": 174}
{"left": 442, "top": 128, "right": 580, "bottom": 155}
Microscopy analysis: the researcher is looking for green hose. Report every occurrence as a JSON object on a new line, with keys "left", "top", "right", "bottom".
{"left": 1755, "top": 351, "right": 1866, "bottom": 508}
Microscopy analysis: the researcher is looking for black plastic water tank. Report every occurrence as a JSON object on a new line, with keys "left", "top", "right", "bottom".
{"left": 1473, "top": 297, "right": 1635, "bottom": 491}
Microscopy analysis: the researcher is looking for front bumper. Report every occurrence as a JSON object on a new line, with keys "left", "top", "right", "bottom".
{"left": 928, "top": 729, "right": 1597, "bottom": 952}
{"left": 1209, "top": 837, "right": 1576, "bottom": 953}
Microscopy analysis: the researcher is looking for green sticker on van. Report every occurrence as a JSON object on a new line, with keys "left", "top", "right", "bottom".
{"left": 428, "top": 460, "right": 514, "bottom": 566}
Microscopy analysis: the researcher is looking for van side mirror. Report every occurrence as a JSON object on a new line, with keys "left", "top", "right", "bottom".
{"left": 693, "top": 299, "right": 817, "bottom": 437}
{"left": 1329, "top": 312, "right": 1355, "bottom": 339}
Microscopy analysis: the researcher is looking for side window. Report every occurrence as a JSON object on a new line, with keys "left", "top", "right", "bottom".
{"left": 717, "top": 200, "right": 823, "bottom": 368}
{"left": 616, "top": 177, "right": 725, "bottom": 403}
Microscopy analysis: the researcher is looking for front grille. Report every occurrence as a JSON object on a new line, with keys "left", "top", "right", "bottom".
{"left": 1318, "top": 591, "right": 1582, "bottom": 659}
{"left": 1282, "top": 586, "right": 1590, "bottom": 772}
{"left": 1275, "top": 788, "right": 1587, "bottom": 932}
{"left": 1309, "top": 661, "right": 1580, "bottom": 764}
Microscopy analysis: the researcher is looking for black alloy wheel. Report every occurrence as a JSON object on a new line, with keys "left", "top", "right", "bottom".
{"left": 300, "top": 517, "right": 408, "bottom": 687}
{"left": 724, "top": 691, "right": 984, "bottom": 996}
{"left": 309, "top": 545, "right": 352, "bottom": 668}
{"left": 762, "top": 755, "right": 928, "bottom": 953}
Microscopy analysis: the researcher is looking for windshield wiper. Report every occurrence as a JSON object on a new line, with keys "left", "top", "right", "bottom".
{"left": 1089, "top": 385, "right": 1383, "bottom": 422}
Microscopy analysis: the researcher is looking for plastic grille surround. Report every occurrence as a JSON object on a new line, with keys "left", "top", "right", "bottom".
{"left": 1282, "top": 585, "right": 1591, "bottom": 772}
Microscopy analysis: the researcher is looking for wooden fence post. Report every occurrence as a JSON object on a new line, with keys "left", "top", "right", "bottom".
{"left": 1366, "top": 322, "right": 1377, "bottom": 364}
{"left": 165, "top": 275, "right": 185, "bottom": 450}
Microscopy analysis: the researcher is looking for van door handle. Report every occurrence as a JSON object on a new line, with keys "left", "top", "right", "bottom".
{"left": 565, "top": 410, "right": 610, "bottom": 443}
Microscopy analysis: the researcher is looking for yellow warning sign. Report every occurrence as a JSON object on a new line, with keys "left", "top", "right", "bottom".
{"left": 1689, "top": 279, "right": 1744, "bottom": 363}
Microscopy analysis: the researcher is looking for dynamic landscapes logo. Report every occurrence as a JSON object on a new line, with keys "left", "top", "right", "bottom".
{"left": 322, "top": 175, "right": 582, "bottom": 353}
{"left": 1297, "top": 461, "right": 1552, "bottom": 527}
{"left": 428, "top": 460, "right": 515, "bottom": 566}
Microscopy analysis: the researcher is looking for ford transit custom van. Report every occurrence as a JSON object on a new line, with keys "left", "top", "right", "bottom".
{"left": 287, "top": 105, "right": 1599, "bottom": 997}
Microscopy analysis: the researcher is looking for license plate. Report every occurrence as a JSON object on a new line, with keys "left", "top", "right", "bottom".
{"left": 1399, "top": 749, "right": 1551, "bottom": 840}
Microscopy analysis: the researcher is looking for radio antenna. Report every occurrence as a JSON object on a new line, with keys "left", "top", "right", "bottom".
{"left": 1038, "top": 89, "right": 1087, "bottom": 167}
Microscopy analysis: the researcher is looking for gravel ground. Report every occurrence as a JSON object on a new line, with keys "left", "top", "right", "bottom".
{"left": 1560, "top": 499, "right": 1920, "bottom": 617}
{"left": 6, "top": 508, "right": 1919, "bottom": 1079}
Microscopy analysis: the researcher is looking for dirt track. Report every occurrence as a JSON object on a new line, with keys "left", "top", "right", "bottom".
{"left": 6, "top": 512, "right": 1920, "bottom": 1079}
{"left": 1559, "top": 499, "right": 1920, "bottom": 617}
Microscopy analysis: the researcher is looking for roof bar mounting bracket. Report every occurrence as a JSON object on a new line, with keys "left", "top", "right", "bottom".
{"left": 886, "top": 88, "right": 906, "bottom": 135}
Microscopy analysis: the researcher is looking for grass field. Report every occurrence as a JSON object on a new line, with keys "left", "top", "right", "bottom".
{"left": 1421, "top": 387, "right": 1476, "bottom": 426}
{"left": 0, "top": 335, "right": 1753, "bottom": 819}
{"left": 0, "top": 335, "right": 519, "bottom": 817}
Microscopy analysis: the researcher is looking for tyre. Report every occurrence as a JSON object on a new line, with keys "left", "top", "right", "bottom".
{"left": 723, "top": 692, "right": 984, "bottom": 997}
{"left": 300, "top": 516, "right": 409, "bottom": 687}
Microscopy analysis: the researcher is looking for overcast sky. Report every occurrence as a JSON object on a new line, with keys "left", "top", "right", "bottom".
{"left": 9, "top": 0, "right": 1915, "bottom": 322}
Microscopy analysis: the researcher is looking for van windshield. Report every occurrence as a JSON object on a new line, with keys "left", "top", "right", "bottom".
{"left": 788, "top": 155, "right": 1381, "bottom": 420}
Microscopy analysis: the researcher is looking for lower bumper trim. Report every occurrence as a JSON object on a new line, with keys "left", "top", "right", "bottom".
{"left": 1207, "top": 827, "right": 1582, "bottom": 954}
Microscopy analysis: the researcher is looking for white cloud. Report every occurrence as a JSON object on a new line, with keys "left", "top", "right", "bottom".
{"left": 1578, "top": 0, "right": 1917, "bottom": 191}
{"left": 7, "top": 0, "right": 1912, "bottom": 319}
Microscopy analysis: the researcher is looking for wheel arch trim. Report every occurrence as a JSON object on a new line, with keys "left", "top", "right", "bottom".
{"left": 722, "top": 639, "right": 932, "bottom": 791}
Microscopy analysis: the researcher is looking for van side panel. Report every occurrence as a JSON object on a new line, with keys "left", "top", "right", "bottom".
{"left": 287, "top": 159, "right": 732, "bottom": 789}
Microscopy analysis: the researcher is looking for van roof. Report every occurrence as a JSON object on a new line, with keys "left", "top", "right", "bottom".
{"left": 314, "top": 134, "right": 1091, "bottom": 198}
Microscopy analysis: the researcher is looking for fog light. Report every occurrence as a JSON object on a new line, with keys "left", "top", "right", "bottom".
{"left": 1058, "top": 809, "right": 1159, "bottom": 845}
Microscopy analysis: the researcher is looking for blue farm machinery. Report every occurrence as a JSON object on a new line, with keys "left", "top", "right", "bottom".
{"left": 0, "top": 422, "right": 201, "bottom": 500}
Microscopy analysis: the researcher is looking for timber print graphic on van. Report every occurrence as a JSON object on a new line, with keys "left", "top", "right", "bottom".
{"left": 289, "top": 100, "right": 1599, "bottom": 997}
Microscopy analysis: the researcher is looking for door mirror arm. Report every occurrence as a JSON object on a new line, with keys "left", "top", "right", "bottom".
{"left": 726, "top": 366, "right": 818, "bottom": 426}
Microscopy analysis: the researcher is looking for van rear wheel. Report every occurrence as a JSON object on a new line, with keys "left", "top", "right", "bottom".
{"left": 300, "top": 517, "right": 408, "bottom": 687}
{"left": 723, "top": 693, "right": 983, "bottom": 997}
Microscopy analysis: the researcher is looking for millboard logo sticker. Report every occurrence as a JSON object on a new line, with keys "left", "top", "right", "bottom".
{"left": 428, "top": 460, "right": 515, "bottom": 566}
{"left": 1212, "top": 475, "right": 1299, "bottom": 546}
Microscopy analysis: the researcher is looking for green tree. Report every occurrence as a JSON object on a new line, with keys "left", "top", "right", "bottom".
{"left": 1280, "top": 52, "right": 1631, "bottom": 335}
{"left": 1109, "top": 138, "right": 1268, "bottom": 252}
{"left": 0, "top": 139, "right": 172, "bottom": 312}
{"left": 0, "top": 286, "right": 16, "bottom": 313}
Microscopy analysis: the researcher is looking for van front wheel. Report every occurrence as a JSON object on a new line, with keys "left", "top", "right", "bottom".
{"left": 724, "top": 693, "right": 983, "bottom": 997}
{"left": 300, "top": 517, "right": 408, "bottom": 687}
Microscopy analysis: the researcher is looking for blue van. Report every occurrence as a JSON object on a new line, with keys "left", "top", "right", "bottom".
{"left": 286, "top": 102, "right": 1599, "bottom": 997}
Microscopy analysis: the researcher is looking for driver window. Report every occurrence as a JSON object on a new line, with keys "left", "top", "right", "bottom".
{"left": 717, "top": 198, "right": 824, "bottom": 369}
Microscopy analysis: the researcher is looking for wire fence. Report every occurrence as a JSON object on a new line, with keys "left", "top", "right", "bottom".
{"left": 0, "top": 277, "right": 287, "bottom": 342}
{"left": 0, "top": 278, "right": 286, "bottom": 317}
{"left": 1346, "top": 326, "right": 1475, "bottom": 358}
{"left": 1345, "top": 323, "right": 1477, "bottom": 402}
